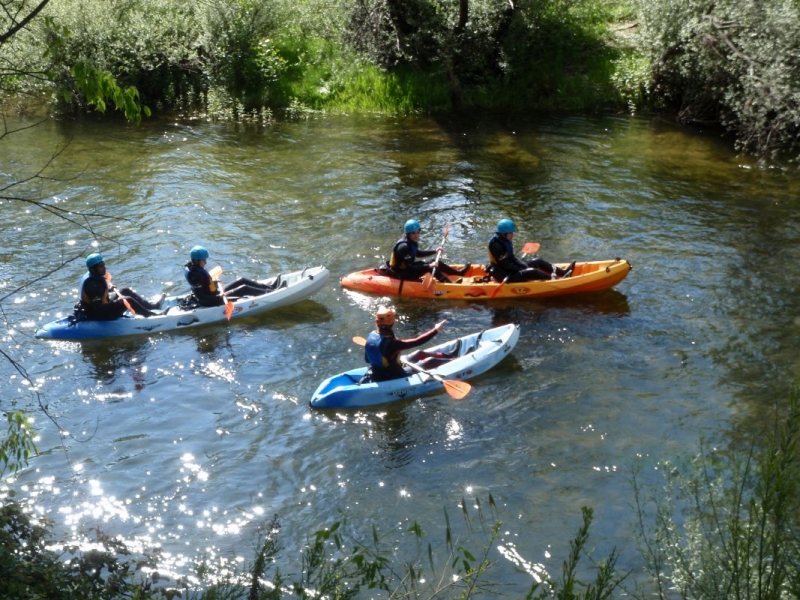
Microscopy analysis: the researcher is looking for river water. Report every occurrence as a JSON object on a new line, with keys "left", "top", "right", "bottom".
{"left": 2, "top": 112, "right": 799, "bottom": 593}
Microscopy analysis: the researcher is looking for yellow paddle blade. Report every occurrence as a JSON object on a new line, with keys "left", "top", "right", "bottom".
{"left": 521, "top": 242, "right": 540, "bottom": 255}
{"left": 209, "top": 265, "right": 223, "bottom": 279}
{"left": 490, "top": 275, "right": 510, "bottom": 299}
{"left": 443, "top": 379, "right": 471, "bottom": 400}
{"left": 121, "top": 297, "right": 136, "bottom": 314}
{"left": 421, "top": 271, "right": 435, "bottom": 292}
{"left": 352, "top": 336, "right": 367, "bottom": 346}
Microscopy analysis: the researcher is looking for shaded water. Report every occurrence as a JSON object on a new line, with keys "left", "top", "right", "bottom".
{"left": 2, "top": 112, "right": 800, "bottom": 591}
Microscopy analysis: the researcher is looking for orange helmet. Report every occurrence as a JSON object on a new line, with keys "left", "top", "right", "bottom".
{"left": 375, "top": 306, "right": 395, "bottom": 327}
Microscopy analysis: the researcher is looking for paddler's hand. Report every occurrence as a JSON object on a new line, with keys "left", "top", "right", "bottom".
{"left": 434, "top": 319, "right": 446, "bottom": 333}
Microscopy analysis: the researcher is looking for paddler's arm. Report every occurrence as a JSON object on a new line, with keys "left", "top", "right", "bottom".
{"left": 389, "top": 320, "right": 446, "bottom": 352}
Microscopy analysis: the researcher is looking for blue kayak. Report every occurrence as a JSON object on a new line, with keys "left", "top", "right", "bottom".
{"left": 310, "top": 323, "right": 520, "bottom": 409}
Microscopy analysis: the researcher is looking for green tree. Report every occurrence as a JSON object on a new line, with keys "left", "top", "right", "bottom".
{"left": 201, "top": 0, "right": 286, "bottom": 116}
{"left": 634, "top": 0, "right": 800, "bottom": 162}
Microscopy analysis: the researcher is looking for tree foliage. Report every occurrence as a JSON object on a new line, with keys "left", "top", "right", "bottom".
{"left": 3, "top": 0, "right": 798, "bottom": 160}
{"left": 201, "top": 0, "right": 286, "bottom": 114}
{"left": 634, "top": 0, "right": 800, "bottom": 162}
{"left": 0, "top": 411, "right": 37, "bottom": 478}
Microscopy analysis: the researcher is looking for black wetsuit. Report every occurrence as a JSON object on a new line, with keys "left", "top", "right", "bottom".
{"left": 488, "top": 233, "right": 558, "bottom": 282}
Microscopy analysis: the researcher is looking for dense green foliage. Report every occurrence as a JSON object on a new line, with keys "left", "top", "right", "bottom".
{"left": 0, "top": 411, "right": 37, "bottom": 478}
{"left": 633, "top": 0, "right": 800, "bottom": 161}
{"left": 3, "top": 0, "right": 797, "bottom": 159}
{"left": 5, "top": 0, "right": 629, "bottom": 117}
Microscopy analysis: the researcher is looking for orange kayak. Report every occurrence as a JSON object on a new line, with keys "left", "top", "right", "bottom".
{"left": 340, "top": 259, "right": 631, "bottom": 300}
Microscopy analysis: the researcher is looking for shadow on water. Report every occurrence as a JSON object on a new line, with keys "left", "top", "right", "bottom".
{"left": 75, "top": 300, "right": 333, "bottom": 388}
{"left": 382, "top": 289, "right": 630, "bottom": 323}
{"left": 79, "top": 337, "right": 152, "bottom": 391}
{"left": 313, "top": 401, "right": 417, "bottom": 468}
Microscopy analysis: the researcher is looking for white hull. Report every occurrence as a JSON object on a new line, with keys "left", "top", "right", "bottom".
{"left": 35, "top": 266, "right": 330, "bottom": 340}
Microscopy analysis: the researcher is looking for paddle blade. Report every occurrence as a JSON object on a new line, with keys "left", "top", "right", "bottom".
{"left": 209, "top": 265, "right": 223, "bottom": 279}
{"left": 421, "top": 271, "right": 435, "bottom": 292}
{"left": 443, "top": 379, "right": 471, "bottom": 400}
{"left": 121, "top": 298, "right": 136, "bottom": 314}
{"left": 490, "top": 276, "right": 509, "bottom": 299}
{"left": 521, "top": 242, "right": 540, "bottom": 255}
{"left": 352, "top": 336, "right": 367, "bottom": 346}
{"left": 224, "top": 300, "right": 234, "bottom": 321}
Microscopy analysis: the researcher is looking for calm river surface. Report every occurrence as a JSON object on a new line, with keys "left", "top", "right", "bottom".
{"left": 2, "top": 111, "right": 800, "bottom": 593}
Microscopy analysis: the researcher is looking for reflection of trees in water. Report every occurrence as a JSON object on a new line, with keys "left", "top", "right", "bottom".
{"left": 80, "top": 338, "right": 152, "bottom": 392}
{"left": 710, "top": 256, "right": 800, "bottom": 436}
{"left": 368, "top": 406, "right": 416, "bottom": 468}
{"left": 348, "top": 399, "right": 465, "bottom": 470}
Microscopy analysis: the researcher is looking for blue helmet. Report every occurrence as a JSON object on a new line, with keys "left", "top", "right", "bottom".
{"left": 190, "top": 245, "right": 209, "bottom": 261}
{"left": 86, "top": 253, "right": 104, "bottom": 269}
{"left": 404, "top": 219, "right": 421, "bottom": 234}
{"left": 497, "top": 218, "right": 516, "bottom": 234}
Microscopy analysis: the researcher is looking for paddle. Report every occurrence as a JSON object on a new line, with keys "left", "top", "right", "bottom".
{"left": 490, "top": 275, "right": 510, "bottom": 299}
{"left": 521, "top": 242, "right": 540, "bottom": 255}
{"left": 351, "top": 335, "right": 470, "bottom": 399}
{"left": 402, "top": 358, "right": 471, "bottom": 399}
{"left": 421, "top": 223, "right": 450, "bottom": 292}
{"left": 105, "top": 271, "right": 136, "bottom": 314}
{"left": 208, "top": 265, "right": 234, "bottom": 320}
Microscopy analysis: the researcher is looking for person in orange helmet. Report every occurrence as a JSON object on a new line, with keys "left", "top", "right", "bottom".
{"left": 364, "top": 307, "right": 446, "bottom": 381}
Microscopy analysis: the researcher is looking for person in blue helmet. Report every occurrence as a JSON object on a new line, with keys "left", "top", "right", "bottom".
{"left": 184, "top": 246, "right": 272, "bottom": 307}
{"left": 488, "top": 218, "right": 575, "bottom": 282}
{"left": 79, "top": 253, "right": 162, "bottom": 319}
{"left": 364, "top": 306, "right": 446, "bottom": 381}
{"left": 388, "top": 219, "right": 470, "bottom": 283}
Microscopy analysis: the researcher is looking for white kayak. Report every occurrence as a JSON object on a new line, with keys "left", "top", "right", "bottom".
{"left": 35, "top": 266, "right": 330, "bottom": 341}
{"left": 310, "top": 323, "right": 520, "bottom": 409}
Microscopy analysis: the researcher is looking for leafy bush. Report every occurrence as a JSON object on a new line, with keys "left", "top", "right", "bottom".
{"left": 1, "top": 411, "right": 37, "bottom": 478}
{"left": 0, "top": 492, "right": 626, "bottom": 599}
{"left": 634, "top": 0, "right": 800, "bottom": 162}
{"left": 0, "top": 501, "right": 170, "bottom": 600}
{"left": 200, "top": 0, "right": 286, "bottom": 114}
{"left": 37, "top": 0, "right": 206, "bottom": 113}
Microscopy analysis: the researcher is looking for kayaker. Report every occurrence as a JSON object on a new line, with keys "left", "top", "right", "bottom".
{"left": 388, "top": 219, "right": 469, "bottom": 283}
{"left": 184, "top": 245, "right": 271, "bottom": 306}
{"left": 488, "top": 218, "right": 575, "bottom": 282}
{"left": 364, "top": 307, "right": 446, "bottom": 381}
{"left": 78, "top": 253, "right": 161, "bottom": 319}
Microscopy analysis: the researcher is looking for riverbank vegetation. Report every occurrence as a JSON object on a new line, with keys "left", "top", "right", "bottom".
{"left": 1, "top": 0, "right": 798, "bottom": 161}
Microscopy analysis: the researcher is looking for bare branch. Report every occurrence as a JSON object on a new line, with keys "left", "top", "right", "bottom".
{"left": 0, "top": 0, "right": 52, "bottom": 48}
